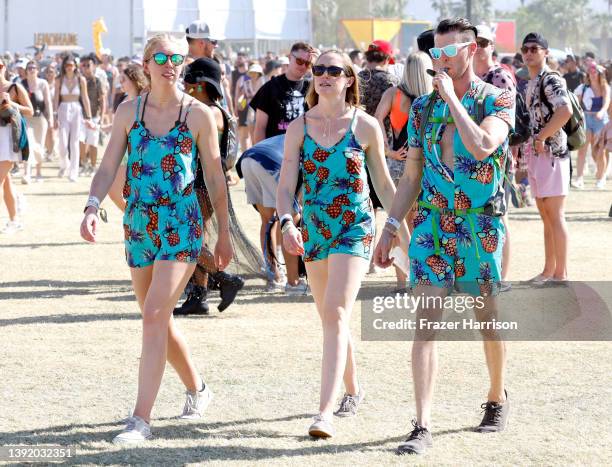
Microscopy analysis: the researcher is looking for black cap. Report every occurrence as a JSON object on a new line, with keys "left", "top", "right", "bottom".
{"left": 184, "top": 58, "right": 223, "bottom": 98}
{"left": 417, "top": 29, "right": 435, "bottom": 57}
{"left": 522, "top": 32, "right": 548, "bottom": 49}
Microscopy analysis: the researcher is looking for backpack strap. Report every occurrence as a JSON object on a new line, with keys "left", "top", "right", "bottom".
{"left": 418, "top": 92, "right": 437, "bottom": 147}
{"left": 538, "top": 71, "right": 555, "bottom": 116}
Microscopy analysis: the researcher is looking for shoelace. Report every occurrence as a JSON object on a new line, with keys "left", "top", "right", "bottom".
{"left": 407, "top": 418, "right": 428, "bottom": 440}
{"left": 338, "top": 394, "right": 357, "bottom": 413}
{"left": 480, "top": 401, "right": 503, "bottom": 425}
{"left": 184, "top": 391, "right": 199, "bottom": 415}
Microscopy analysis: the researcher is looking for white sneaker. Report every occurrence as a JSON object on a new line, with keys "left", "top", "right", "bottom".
{"left": 570, "top": 178, "right": 584, "bottom": 189}
{"left": 35, "top": 175, "right": 44, "bottom": 183}
{"left": 112, "top": 416, "right": 152, "bottom": 444}
{"left": 285, "top": 278, "right": 309, "bottom": 296}
{"left": 21, "top": 175, "right": 31, "bottom": 185}
{"left": 57, "top": 168, "right": 65, "bottom": 178}
{"left": 180, "top": 384, "right": 213, "bottom": 420}
{"left": 595, "top": 179, "right": 607, "bottom": 190}
{"left": 0, "top": 220, "right": 23, "bottom": 234}
{"left": 68, "top": 175, "right": 78, "bottom": 183}
{"left": 266, "top": 279, "right": 286, "bottom": 293}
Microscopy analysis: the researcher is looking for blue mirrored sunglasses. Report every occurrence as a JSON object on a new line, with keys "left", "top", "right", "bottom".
{"left": 429, "top": 42, "right": 474, "bottom": 60}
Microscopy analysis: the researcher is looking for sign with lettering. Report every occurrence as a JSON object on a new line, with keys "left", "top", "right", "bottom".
{"left": 34, "top": 33, "right": 78, "bottom": 47}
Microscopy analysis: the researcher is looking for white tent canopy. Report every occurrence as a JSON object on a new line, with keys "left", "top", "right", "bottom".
{"left": 140, "top": 0, "right": 312, "bottom": 41}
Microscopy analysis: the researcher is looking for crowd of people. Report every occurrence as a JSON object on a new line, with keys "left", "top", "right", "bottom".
{"left": 1, "top": 15, "right": 610, "bottom": 453}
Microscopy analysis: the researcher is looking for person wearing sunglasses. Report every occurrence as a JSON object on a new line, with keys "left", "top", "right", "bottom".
{"left": 185, "top": 20, "right": 219, "bottom": 60}
{"left": 80, "top": 33, "right": 233, "bottom": 444}
{"left": 277, "top": 50, "right": 409, "bottom": 439}
{"left": 374, "top": 18, "right": 516, "bottom": 455}
{"left": 250, "top": 42, "right": 314, "bottom": 145}
{"left": 521, "top": 32, "right": 573, "bottom": 287}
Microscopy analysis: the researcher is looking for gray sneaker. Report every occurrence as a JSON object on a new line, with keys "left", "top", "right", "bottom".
{"left": 475, "top": 390, "right": 510, "bottom": 433}
{"left": 180, "top": 384, "right": 213, "bottom": 420}
{"left": 112, "top": 416, "right": 152, "bottom": 444}
{"left": 334, "top": 387, "right": 365, "bottom": 417}
{"left": 308, "top": 414, "right": 335, "bottom": 438}
{"left": 397, "top": 419, "right": 433, "bottom": 455}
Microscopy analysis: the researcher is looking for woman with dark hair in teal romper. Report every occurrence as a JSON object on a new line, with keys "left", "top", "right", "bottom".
{"left": 277, "top": 50, "right": 410, "bottom": 438}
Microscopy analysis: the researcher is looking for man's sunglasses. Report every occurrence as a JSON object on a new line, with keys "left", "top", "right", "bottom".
{"left": 150, "top": 53, "right": 185, "bottom": 66}
{"left": 291, "top": 53, "right": 312, "bottom": 67}
{"left": 312, "top": 65, "right": 345, "bottom": 77}
{"left": 429, "top": 42, "right": 473, "bottom": 60}
{"left": 206, "top": 39, "right": 218, "bottom": 46}
{"left": 521, "top": 45, "right": 545, "bottom": 54}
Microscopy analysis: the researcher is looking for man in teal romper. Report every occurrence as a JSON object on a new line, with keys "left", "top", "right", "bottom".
{"left": 374, "top": 18, "right": 515, "bottom": 455}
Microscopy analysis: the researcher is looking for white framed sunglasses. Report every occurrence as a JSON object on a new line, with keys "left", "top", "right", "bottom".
{"left": 429, "top": 41, "right": 474, "bottom": 60}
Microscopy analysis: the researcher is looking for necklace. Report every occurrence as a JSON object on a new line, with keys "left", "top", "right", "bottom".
{"left": 320, "top": 106, "right": 349, "bottom": 146}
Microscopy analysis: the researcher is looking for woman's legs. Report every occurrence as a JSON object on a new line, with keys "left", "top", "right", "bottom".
{"left": 574, "top": 134, "right": 590, "bottom": 179}
{"left": 501, "top": 214, "right": 511, "bottom": 281}
{"left": 67, "top": 111, "right": 82, "bottom": 181}
{"left": 542, "top": 196, "right": 568, "bottom": 279}
{"left": 238, "top": 126, "right": 251, "bottom": 152}
{"left": 306, "top": 254, "right": 368, "bottom": 418}
{"left": 107, "top": 165, "right": 127, "bottom": 212}
{"left": 0, "top": 162, "right": 17, "bottom": 222}
{"left": 57, "top": 105, "right": 70, "bottom": 176}
{"left": 130, "top": 260, "right": 199, "bottom": 422}
{"left": 256, "top": 205, "right": 282, "bottom": 281}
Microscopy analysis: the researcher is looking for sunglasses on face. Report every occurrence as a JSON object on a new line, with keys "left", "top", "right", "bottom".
{"left": 27, "top": 67, "right": 37, "bottom": 71}
{"left": 205, "top": 39, "right": 218, "bottom": 46}
{"left": 521, "top": 45, "right": 544, "bottom": 54}
{"left": 429, "top": 42, "right": 473, "bottom": 60}
{"left": 150, "top": 52, "right": 185, "bottom": 66}
{"left": 291, "top": 54, "right": 312, "bottom": 68}
{"left": 312, "top": 65, "right": 345, "bottom": 77}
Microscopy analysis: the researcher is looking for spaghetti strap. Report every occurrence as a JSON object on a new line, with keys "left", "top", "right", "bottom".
{"left": 181, "top": 97, "right": 193, "bottom": 124}
{"left": 349, "top": 107, "right": 358, "bottom": 134}
{"left": 140, "top": 92, "right": 150, "bottom": 125}
{"left": 135, "top": 95, "right": 142, "bottom": 121}
{"left": 302, "top": 114, "right": 308, "bottom": 136}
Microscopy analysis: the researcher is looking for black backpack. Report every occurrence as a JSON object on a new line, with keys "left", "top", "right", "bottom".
{"left": 509, "top": 91, "right": 531, "bottom": 146}
{"left": 212, "top": 103, "right": 239, "bottom": 171}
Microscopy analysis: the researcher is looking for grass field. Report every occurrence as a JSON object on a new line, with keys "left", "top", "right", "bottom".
{"left": 1, "top": 161, "right": 611, "bottom": 465}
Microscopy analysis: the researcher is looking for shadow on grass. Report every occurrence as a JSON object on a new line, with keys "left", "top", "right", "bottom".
{"left": 1, "top": 279, "right": 133, "bottom": 301}
{"left": 0, "top": 412, "right": 416, "bottom": 462}
{"left": 0, "top": 241, "right": 122, "bottom": 249}
{"left": 0, "top": 312, "right": 139, "bottom": 327}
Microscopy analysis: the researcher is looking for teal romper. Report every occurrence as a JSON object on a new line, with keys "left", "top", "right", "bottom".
{"left": 406, "top": 80, "right": 515, "bottom": 296}
{"left": 122, "top": 93, "right": 203, "bottom": 268}
{"left": 300, "top": 109, "right": 375, "bottom": 262}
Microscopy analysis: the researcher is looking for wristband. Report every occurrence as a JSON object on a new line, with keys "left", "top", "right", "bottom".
{"left": 385, "top": 216, "right": 401, "bottom": 230}
{"left": 383, "top": 224, "right": 398, "bottom": 237}
{"left": 84, "top": 195, "right": 100, "bottom": 212}
{"left": 279, "top": 213, "right": 293, "bottom": 224}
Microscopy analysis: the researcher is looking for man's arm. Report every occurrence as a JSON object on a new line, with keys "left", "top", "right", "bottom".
{"left": 253, "top": 109, "right": 269, "bottom": 144}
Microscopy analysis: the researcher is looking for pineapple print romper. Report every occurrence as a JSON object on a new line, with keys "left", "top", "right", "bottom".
{"left": 406, "top": 80, "right": 515, "bottom": 296}
{"left": 122, "top": 93, "right": 203, "bottom": 268}
{"left": 300, "top": 109, "right": 375, "bottom": 262}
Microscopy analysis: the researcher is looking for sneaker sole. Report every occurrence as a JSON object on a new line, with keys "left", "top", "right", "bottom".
{"left": 308, "top": 428, "right": 333, "bottom": 438}
{"left": 112, "top": 434, "right": 152, "bottom": 445}
{"left": 179, "top": 390, "right": 213, "bottom": 420}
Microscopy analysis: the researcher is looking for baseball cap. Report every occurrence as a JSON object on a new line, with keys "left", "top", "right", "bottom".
{"left": 522, "top": 32, "right": 548, "bottom": 49}
{"left": 248, "top": 63, "right": 263, "bottom": 75}
{"left": 367, "top": 40, "right": 395, "bottom": 64}
{"left": 417, "top": 29, "right": 435, "bottom": 55}
{"left": 476, "top": 24, "right": 495, "bottom": 43}
{"left": 278, "top": 56, "right": 290, "bottom": 65}
{"left": 15, "top": 58, "right": 29, "bottom": 69}
{"left": 186, "top": 20, "right": 214, "bottom": 40}
{"left": 184, "top": 58, "right": 223, "bottom": 98}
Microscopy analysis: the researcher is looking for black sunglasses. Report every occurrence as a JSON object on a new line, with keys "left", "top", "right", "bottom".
{"left": 291, "top": 53, "right": 312, "bottom": 68}
{"left": 312, "top": 65, "right": 345, "bottom": 77}
{"left": 521, "top": 45, "right": 545, "bottom": 54}
{"left": 206, "top": 39, "right": 218, "bottom": 46}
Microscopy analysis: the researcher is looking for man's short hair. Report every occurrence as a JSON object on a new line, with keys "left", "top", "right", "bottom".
{"left": 435, "top": 17, "right": 477, "bottom": 42}
{"left": 290, "top": 42, "right": 313, "bottom": 54}
{"left": 584, "top": 51, "right": 595, "bottom": 59}
{"left": 348, "top": 49, "right": 362, "bottom": 61}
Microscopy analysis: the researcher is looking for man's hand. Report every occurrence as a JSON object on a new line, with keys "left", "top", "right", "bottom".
{"left": 432, "top": 70, "right": 455, "bottom": 103}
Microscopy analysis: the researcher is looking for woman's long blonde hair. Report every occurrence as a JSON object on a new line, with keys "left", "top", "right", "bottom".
{"left": 143, "top": 34, "right": 187, "bottom": 77}
{"left": 305, "top": 50, "right": 360, "bottom": 109}
{"left": 400, "top": 51, "right": 433, "bottom": 98}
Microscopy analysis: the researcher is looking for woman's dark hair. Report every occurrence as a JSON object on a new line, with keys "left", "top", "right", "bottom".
{"left": 205, "top": 82, "right": 222, "bottom": 101}
{"left": 59, "top": 54, "right": 79, "bottom": 81}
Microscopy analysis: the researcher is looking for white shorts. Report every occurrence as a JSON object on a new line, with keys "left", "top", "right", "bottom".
{"left": 241, "top": 157, "right": 278, "bottom": 208}
{"left": 81, "top": 116, "right": 101, "bottom": 146}
{"left": 527, "top": 149, "right": 570, "bottom": 198}
{"left": 0, "top": 125, "right": 21, "bottom": 163}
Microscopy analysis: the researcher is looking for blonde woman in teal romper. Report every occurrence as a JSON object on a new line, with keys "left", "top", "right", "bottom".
{"left": 80, "top": 34, "right": 232, "bottom": 444}
{"left": 277, "top": 50, "right": 410, "bottom": 438}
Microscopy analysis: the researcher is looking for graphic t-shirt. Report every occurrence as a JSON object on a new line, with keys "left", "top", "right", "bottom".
{"left": 249, "top": 74, "right": 309, "bottom": 138}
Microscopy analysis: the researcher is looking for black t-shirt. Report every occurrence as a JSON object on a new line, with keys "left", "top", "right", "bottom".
{"left": 250, "top": 74, "right": 309, "bottom": 138}
{"left": 563, "top": 70, "right": 585, "bottom": 92}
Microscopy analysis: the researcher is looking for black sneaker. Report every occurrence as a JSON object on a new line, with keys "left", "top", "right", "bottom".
{"left": 396, "top": 419, "right": 433, "bottom": 455}
{"left": 212, "top": 272, "right": 244, "bottom": 312}
{"left": 475, "top": 390, "right": 510, "bottom": 433}
{"left": 173, "top": 286, "right": 209, "bottom": 315}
